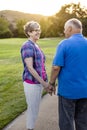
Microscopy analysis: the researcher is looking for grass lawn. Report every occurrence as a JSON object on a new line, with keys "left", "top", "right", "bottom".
{"left": 0, "top": 37, "right": 63, "bottom": 129}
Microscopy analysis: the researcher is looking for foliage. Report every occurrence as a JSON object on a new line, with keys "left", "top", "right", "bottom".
{"left": 80, "top": 18, "right": 87, "bottom": 36}
{"left": 40, "top": 18, "right": 48, "bottom": 38}
{"left": 40, "top": 3, "right": 87, "bottom": 37}
{"left": 16, "top": 19, "right": 27, "bottom": 38}
{"left": 0, "top": 10, "right": 48, "bottom": 38}
{"left": 0, "top": 17, "right": 13, "bottom": 38}
{"left": 47, "top": 3, "right": 87, "bottom": 37}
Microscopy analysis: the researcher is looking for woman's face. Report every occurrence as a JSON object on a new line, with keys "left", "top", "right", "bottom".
{"left": 29, "top": 27, "right": 41, "bottom": 42}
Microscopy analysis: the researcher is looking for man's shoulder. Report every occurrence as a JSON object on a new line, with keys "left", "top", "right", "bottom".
{"left": 84, "top": 37, "right": 87, "bottom": 41}
{"left": 59, "top": 39, "right": 69, "bottom": 46}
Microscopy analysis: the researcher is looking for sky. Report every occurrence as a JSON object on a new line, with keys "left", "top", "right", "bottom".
{"left": 0, "top": 0, "right": 87, "bottom": 16}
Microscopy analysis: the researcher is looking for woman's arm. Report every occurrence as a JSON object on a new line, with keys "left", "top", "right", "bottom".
{"left": 24, "top": 57, "right": 48, "bottom": 88}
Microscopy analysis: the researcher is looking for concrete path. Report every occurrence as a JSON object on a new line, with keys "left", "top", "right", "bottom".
{"left": 3, "top": 94, "right": 59, "bottom": 130}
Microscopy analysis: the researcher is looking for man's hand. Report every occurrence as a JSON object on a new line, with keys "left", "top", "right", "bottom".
{"left": 43, "top": 82, "right": 56, "bottom": 96}
{"left": 44, "top": 84, "right": 56, "bottom": 96}
{"left": 44, "top": 86, "right": 53, "bottom": 96}
{"left": 48, "top": 84, "right": 56, "bottom": 96}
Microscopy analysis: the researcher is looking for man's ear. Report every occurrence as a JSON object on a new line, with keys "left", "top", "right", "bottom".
{"left": 68, "top": 26, "right": 72, "bottom": 32}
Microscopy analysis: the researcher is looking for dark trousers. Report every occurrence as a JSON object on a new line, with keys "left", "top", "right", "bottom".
{"left": 58, "top": 96, "right": 87, "bottom": 130}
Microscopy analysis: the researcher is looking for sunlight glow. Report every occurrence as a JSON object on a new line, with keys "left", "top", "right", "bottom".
{"left": 0, "top": 0, "right": 87, "bottom": 16}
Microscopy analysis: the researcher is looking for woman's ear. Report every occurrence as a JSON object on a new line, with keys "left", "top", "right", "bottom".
{"left": 28, "top": 31, "right": 30, "bottom": 36}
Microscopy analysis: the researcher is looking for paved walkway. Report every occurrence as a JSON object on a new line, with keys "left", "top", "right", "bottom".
{"left": 3, "top": 94, "right": 59, "bottom": 130}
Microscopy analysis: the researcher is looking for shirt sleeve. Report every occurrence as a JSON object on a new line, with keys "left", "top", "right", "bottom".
{"left": 21, "top": 44, "right": 34, "bottom": 60}
{"left": 53, "top": 41, "right": 65, "bottom": 67}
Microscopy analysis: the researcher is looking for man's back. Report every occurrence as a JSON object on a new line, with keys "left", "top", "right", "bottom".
{"left": 57, "top": 34, "right": 87, "bottom": 99}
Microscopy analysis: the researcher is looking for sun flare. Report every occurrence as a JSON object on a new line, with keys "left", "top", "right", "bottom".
{"left": 0, "top": 0, "right": 86, "bottom": 16}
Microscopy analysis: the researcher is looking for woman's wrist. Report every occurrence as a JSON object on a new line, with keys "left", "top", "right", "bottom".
{"left": 41, "top": 80, "right": 48, "bottom": 88}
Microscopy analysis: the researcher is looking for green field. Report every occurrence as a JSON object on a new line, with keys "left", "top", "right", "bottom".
{"left": 0, "top": 37, "right": 63, "bottom": 129}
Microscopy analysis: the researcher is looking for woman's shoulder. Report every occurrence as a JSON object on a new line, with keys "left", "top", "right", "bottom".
{"left": 21, "top": 40, "right": 34, "bottom": 49}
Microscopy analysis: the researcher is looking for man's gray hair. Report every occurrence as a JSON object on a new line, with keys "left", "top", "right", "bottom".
{"left": 66, "top": 18, "right": 82, "bottom": 29}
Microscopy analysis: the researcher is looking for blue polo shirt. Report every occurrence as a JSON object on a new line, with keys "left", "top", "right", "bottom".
{"left": 53, "top": 34, "right": 87, "bottom": 99}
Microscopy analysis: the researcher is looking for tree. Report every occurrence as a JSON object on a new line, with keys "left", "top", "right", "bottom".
{"left": 40, "top": 18, "right": 47, "bottom": 38}
{"left": 81, "top": 18, "right": 87, "bottom": 36}
{"left": 46, "top": 3, "right": 87, "bottom": 37}
{"left": 39, "top": 18, "right": 51, "bottom": 38}
{"left": 16, "top": 19, "right": 27, "bottom": 37}
{"left": 66, "top": 3, "right": 87, "bottom": 18}
{"left": 0, "top": 17, "right": 12, "bottom": 38}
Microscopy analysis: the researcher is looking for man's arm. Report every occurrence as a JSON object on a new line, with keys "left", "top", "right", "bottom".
{"left": 48, "top": 66, "right": 61, "bottom": 95}
{"left": 49, "top": 66, "right": 61, "bottom": 85}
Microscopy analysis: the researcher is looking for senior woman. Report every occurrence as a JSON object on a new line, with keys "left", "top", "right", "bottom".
{"left": 20, "top": 21, "right": 49, "bottom": 130}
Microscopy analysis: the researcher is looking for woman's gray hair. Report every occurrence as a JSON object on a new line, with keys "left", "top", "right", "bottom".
{"left": 24, "top": 21, "right": 40, "bottom": 37}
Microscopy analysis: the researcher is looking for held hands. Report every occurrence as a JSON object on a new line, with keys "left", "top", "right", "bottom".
{"left": 44, "top": 82, "right": 56, "bottom": 96}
